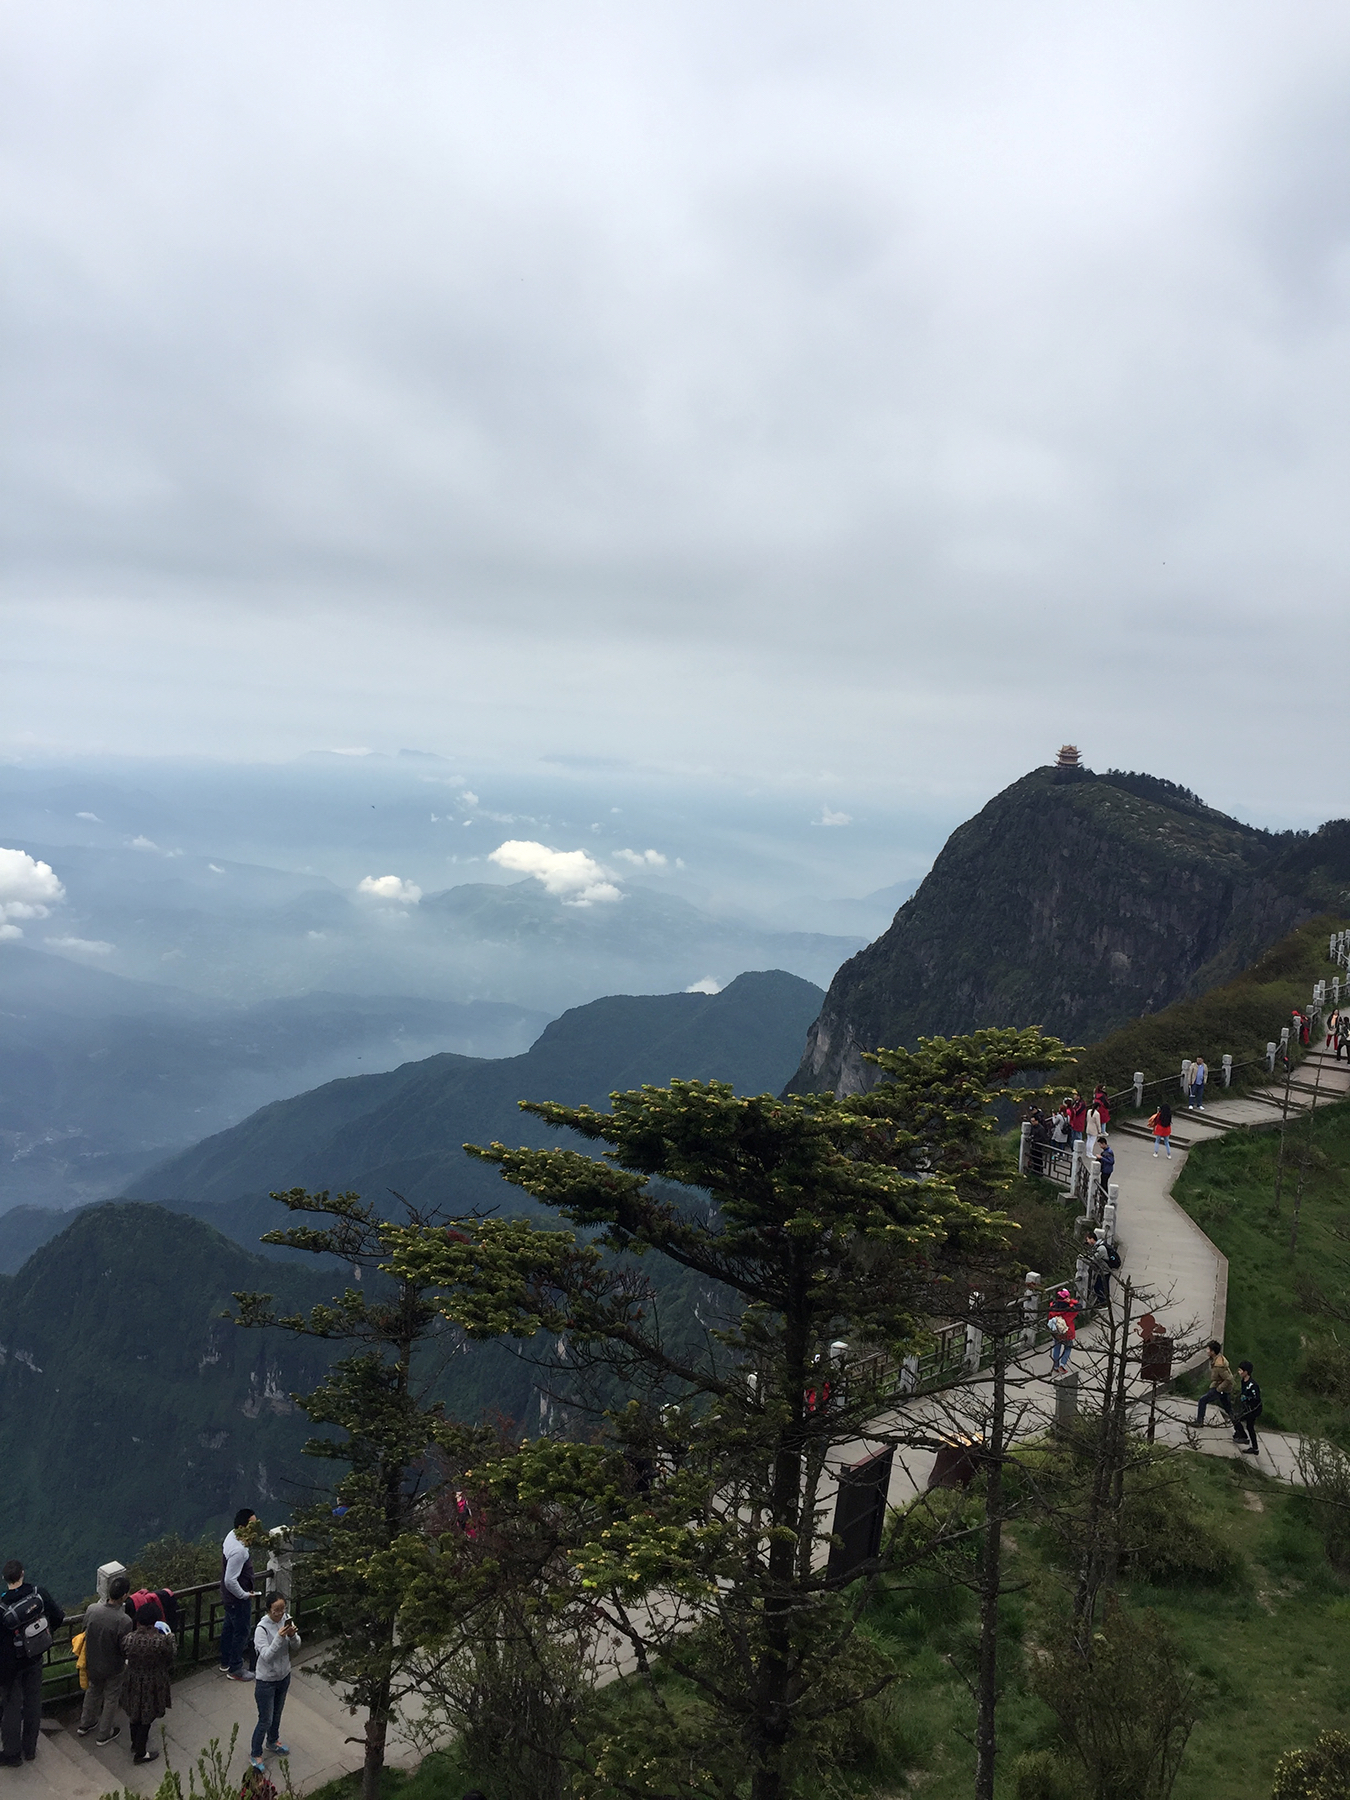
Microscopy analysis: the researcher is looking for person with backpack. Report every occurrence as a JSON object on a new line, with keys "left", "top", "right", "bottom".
{"left": 1048, "top": 1287, "right": 1079, "bottom": 1376}
{"left": 1149, "top": 1101, "right": 1173, "bottom": 1158}
{"left": 1084, "top": 1230, "right": 1113, "bottom": 1306}
{"left": 220, "top": 1507, "right": 258, "bottom": 1681}
{"left": 0, "top": 1558, "right": 65, "bottom": 1766}
{"left": 122, "top": 1601, "right": 175, "bottom": 1766}
{"left": 1231, "top": 1361, "right": 1263, "bottom": 1455}
{"left": 77, "top": 1573, "right": 133, "bottom": 1747}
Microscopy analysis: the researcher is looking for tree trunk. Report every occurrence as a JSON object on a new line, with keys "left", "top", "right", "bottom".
{"left": 974, "top": 1330, "right": 1007, "bottom": 1800}
{"left": 361, "top": 1671, "right": 391, "bottom": 1800}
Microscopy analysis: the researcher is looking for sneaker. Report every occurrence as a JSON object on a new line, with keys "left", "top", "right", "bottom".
{"left": 1241, "top": 1446, "right": 1259, "bottom": 1455}
{"left": 96, "top": 1728, "right": 121, "bottom": 1747}
{"left": 268, "top": 1744, "right": 290, "bottom": 1756}
{"left": 134, "top": 1751, "right": 160, "bottom": 1766}
{"left": 76, "top": 1726, "right": 95, "bottom": 1738}
{"left": 251, "top": 1758, "right": 268, "bottom": 1774}
{"left": 225, "top": 1670, "right": 255, "bottom": 1681}
{"left": 0, "top": 1755, "right": 21, "bottom": 1768}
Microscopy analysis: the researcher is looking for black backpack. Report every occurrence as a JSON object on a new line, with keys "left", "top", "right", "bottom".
{"left": 1, "top": 1589, "right": 52, "bottom": 1662}
{"left": 1105, "top": 1244, "right": 1122, "bottom": 1271}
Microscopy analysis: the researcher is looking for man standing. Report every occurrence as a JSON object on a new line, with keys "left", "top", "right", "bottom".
{"left": 220, "top": 1508, "right": 258, "bottom": 1681}
{"left": 1189, "top": 1056, "right": 1208, "bottom": 1110}
{"left": 0, "top": 1559, "right": 65, "bottom": 1766}
{"left": 1195, "top": 1340, "right": 1235, "bottom": 1427}
{"left": 1232, "top": 1361, "right": 1263, "bottom": 1456}
{"left": 1095, "top": 1133, "right": 1115, "bottom": 1201}
{"left": 1084, "top": 1230, "right": 1111, "bottom": 1307}
{"left": 76, "top": 1574, "right": 133, "bottom": 1747}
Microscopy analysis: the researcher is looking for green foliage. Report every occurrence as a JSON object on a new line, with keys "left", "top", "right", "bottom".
{"left": 124, "top": 1533, "right": 221, "bottom": 1594}
{"left": 1013, "top": 1748, "right": 1079, "bottom": 1800}
{"left": 1272, "top": 1730, "right": 1350, "bottom": 1800}
{"left": 1030, "top": 1604, "right": 1200, "bottom": 1800}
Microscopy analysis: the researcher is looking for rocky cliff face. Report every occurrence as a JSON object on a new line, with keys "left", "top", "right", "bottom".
{"left": 791, "top": 767, "right": 1350, "bottom": 1096}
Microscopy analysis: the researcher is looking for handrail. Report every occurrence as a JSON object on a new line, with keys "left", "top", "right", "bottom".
{"left": 40, "top": 1576, "right": 329, "bottom": 1708}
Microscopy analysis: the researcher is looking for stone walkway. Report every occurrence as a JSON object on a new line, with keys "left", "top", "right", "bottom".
{"left": 26, "top": 1645, "right": 425, "bottom": 1800}
{"left": 870, "top": 1045, "right": 1350, "bottom": 1504}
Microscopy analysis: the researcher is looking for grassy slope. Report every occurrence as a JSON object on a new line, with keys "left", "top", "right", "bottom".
{"left": 1073, "top": 913, "right": 1348, "bottom": 1101}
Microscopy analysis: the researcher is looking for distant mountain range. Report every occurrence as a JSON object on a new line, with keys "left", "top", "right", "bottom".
{"left": 0, "top": 942, "right": 547, "bottom": 1210}
{"left": 792, "top": 765, "right": 1350, "bottom": 1095}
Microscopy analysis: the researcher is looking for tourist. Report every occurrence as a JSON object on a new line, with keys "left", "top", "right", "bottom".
{"left": 1339, "top": 1012, "right": 1350, "bottom": 1063}
{"left": 1232, "top": 1361, "right": 1263, "bottom": 1456}
{"left": 0, "top": 1560, "right": 65, "bottom": 1766}
{"left": 1084, "top": 1097, "right": 1103, "bottom": 1163}
{"left": 1092, "top": 1083, "right": 1111, "bottom": 1127}
{"left": 1095, "top": 1132, "right": 1115, "bottom": 1199}
{"left": 1149, "top": 1100, "right": 1173, "bottom": 1158}
{"left": 122, "top": 1602, "right": 175, "bottom": 1766}
{"left": 1069, "top": 1090, "right": 1088, "bottom": 1142}
{"left": 1084, "top": 1230, "right": 1111, "bottom": 1306}
{"left": 77, "top": 1573, "right": 133, "bottom": 1747}
{"left": 249, "top": 1595, "right": 301, "bottom": 1772}
{"left": 220, "top": 1507, "right": 258, "bottom": 1681}
{"left": 1189, "top": 1056, "right": 1208, "bottom": 1110}
{"left": 1195, "top": 1340, "right": 1235, "bottom": 1427}
{"left": 1048, "top": 1286, "right": 1079, "bottom": 1376}
{"left": 1327, "top": 1008, "right": 1339, "bottom": 1051}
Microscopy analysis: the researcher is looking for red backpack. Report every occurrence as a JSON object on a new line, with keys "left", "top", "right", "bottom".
{"left": 127, "top": 1588, "right": 167, "bottom": 1624}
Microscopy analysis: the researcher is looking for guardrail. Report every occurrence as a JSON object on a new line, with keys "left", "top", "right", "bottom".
{"left": 40, "top": 1577, "right": 329, "bottom": 1708}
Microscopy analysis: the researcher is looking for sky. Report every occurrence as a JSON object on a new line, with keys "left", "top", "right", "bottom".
{"left": 4, "top": 1, "right": 1350, "bottom": 834}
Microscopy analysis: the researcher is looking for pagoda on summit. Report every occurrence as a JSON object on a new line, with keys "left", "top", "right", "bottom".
{"left": 1055, "top": 744, "right": 1081, "bottom": 768}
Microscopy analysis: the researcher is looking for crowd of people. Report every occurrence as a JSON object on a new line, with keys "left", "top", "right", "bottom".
{"left": 1024, "top": 1083, "right": 1117, "bottom": 1194}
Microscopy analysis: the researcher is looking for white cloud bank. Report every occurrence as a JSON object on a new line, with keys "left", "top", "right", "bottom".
{"left": 615, "top": 848, "right": 668, "bottom": 869}
{"left": 685, "top": 977, "right": 722, "bottom": 994}
{"left": 818, "top": 808, "right": 852, "bottom": 828}
{"left": 46, "top": 935, "right": 113, "bottom": 955}
{"left": 0, "top": 847, "right": 66, "bottom": 938}
{"left": 490, "top": 840, "right": 622, "bottom": 905}
{"left": 358, "top": 874, "right": 423, "bottom": 903}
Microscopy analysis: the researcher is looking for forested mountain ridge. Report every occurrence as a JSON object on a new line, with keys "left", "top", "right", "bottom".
{"left": 125, "top": 968, "right": 825, "bottom": 1230}
{"left": 791, "top": 765, "right": 1350, "bottom": 1096}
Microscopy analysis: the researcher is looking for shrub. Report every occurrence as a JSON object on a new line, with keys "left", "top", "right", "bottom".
{"left": 124, "top": 1532, "right": 221, "bottom": 1593}
{"left": 1013, "top": 1748, "right": 1078, "bottom": 1800}
{"left": 1298, "top": 1438, "right": 1350, "bottom": 1569}
{"left": 1271, "top": 1728, "right": 1350, "bottom": 1799}
{"left": 1297, "top": 1338, "right": 1350, "bottom": 1402}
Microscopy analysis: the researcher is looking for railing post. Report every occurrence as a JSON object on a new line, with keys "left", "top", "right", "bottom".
{"left": 1018, "top": 1120, "right": 1031, "bottom": 1175}
{"left": 1180, "top": 1058, "right": 1192, "bottom": 1096}
{"left": 1021, "top": 1272, "right": 1041, "bottom": 1354}
{"left": 898, "top": 1354, "right": 919, "bottom": 1396}
{"left": 1133, "top": 1070, "right": 1144, "bottom": 1107}
{"left": 96, "top": 1561, "right": 125, "bottom": 1601}
{"left": 1075, "top": 1253, "right": 1090, "bottom": 1306}
{"left": 1222, "top": 1053, "right": 1232, "bottom": 1088}
{"left": 1267, "top": 1041, "right": 1277, "bottom": 1073}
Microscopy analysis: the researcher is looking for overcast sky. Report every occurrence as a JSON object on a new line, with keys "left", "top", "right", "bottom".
{"left": 4, "top": 2, "right": 1350, "bottom": 830}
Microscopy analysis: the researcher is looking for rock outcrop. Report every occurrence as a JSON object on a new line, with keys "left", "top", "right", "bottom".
{"left": 790, "top": 766, "right": 1350, "bottom": 1096}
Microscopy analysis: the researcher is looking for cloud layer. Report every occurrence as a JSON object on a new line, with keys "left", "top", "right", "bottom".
{"left": 358, "top": 874, "right": 423, "bottom": 903}
{"left": 0, "top": 846, "right": 65, "bottom": 937}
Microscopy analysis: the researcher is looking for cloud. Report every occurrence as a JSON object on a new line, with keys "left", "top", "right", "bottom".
{"left": 685, "top": 977, "right": 723, "bottom": 994}
{"left": 460, "top": 790, "right": 479, "bottom": 807}
{"left": 817, "top": 808, "right": 852, "bottom": 828}
{"left": 330, "top": 747, "right": 372, "bottom": 756}
{"left": 76, "top": 811, "right": 101, "bottom": 821}
{"left": 208, "top": 863, "right": 224, "bottom": 873}
{"left": 46, "top": 935, "right": 114, "bottom": 955}
{"left": 131, "top": 834, "right": 158, "bottom": 850}
{"left": 615, "top": 848, "right": 668, "bottom": 868}
{"left": 357, "top": 874, "right": 423, "bottom": 903}
{"left": 489, "top": 839, "right": 622, "bottom": 905}
{"left": 0, "top": 923, "right": 21, "bottom": 942}
{"left": 0, "top": 847, "right": 65, "bottom": 936}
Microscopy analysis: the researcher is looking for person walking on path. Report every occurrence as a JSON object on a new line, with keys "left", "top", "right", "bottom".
{"left": 220, "top": 1507, "right": 258, "bottom": 1681}
{"left": 1195, "top": 1340, "right": 1235, "bottom": 1427}
{"left": 1232, "top": 1361, "right": 1263, "bottom": 1456}
{"left": 1188, "top": 1056, "right": 1208, "bottom": 1110}
{"left": 122, "top": 1602, "right": 175, "bottom": 1766}
{"left": 77, "top": 1574, "right": 133, "bottom": 1747}
{"left": 1149, "top": 1101, "right": 1173, "bottom": 1158}
{"left": 1048, "top": 1286, "right": 1079, "bottom": 1376}
{"left": 249, "top": 1596, "right": 301, "bottom": 1771}
{"left": 0, "top": 1560, "right": 64, "bottom": 1767}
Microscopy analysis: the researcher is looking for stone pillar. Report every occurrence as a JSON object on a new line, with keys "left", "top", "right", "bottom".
{"left": 898, "top": 1354, "right": 919, "bottom": 1396}
{"left": 1180, "top": 1058, "right": 1192, "bottom": 1095}
{"left": 1267, "top": 1041, "right": 1277, "bottom": 1073}
{"left": 1018, "top": 1120, "right": 1031, "bottom": 1174}
{"left": 1102, "top": 1199, "right": 1117, "bottom": 1244}
{"left": 1133, "top": 1070, "right": 1144, "bottom": 1107}
{"left": 1021, "top": 1272, "right": 1042, "bottom": 1354}
{"left": 1054, "top": 1369, "right": 1079, "bottom": 1431}
{"left": 1222, "top": 1054, "right": 1232, "bottom": 1088}
{"left": 96, "top": 1561, "right": 126, "bottom": 1601}
{"left": 964, "top": 1294, "right": 983, "bottom": 1373}
{"left": 1075, "top": 1254, "right": 1090, "bottom": 1306}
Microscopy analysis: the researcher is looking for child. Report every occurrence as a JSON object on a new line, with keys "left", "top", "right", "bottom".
{"left": 1149, "top": 1101, "right": 1172, "bottom": 1158}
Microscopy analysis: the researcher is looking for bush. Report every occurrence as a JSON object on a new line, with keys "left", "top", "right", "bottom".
{"left": 1014, "top": 1748, "right": 1078, "bottom": 1800}
{"left": 1120, "top": 1455, "right": 1244, "bottom": 1588}
{"left": 1271, "top": 1728, "right": 1350, "bottom": 1799}
{"left": 124, "top": 1532, "right": 221, "bottom": 1593}
{"left": 1298, "top": 1439, "right": 1350, "bottom": 1569}
{"left": 1297, "top": 1338, "right": 1350, "bottom": 1402}
{"left": 1031, "top": 1604, "right": 1199, "bottom": 1800}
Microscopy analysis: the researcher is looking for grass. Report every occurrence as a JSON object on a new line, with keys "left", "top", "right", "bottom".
{"left": 1170, "top": 1094, "right": 1350, "bottom": 1439}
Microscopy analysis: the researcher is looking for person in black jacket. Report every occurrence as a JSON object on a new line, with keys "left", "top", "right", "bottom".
{"left": 1232, "top": 1361, "right": 1263, "bottom": 1455}
{"left": 0, "top": 1559, "right": 65, "bottom": 1765}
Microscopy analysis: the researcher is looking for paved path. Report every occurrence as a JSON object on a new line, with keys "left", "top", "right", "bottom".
{"left": 869, "top": 1045, "right": 1350, "bottom": 1506}
{"left": 26, "top": 1650, "right": 426, "bottom": 1800}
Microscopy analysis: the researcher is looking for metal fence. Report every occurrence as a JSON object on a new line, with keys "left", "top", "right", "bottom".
{"left": 41, "top": 1578, "right": 329, "bottom": 1709}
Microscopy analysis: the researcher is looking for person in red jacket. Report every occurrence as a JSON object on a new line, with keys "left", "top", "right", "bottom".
{"left": 1066, "top": 1092, "right": 1088, "bottom": 1143}
{"left": 1048, "top": 1287, "right": 1079, "bottom": 1376}
{"left": 1092, "top": 1085, "right": 1111, "bottom": 1127}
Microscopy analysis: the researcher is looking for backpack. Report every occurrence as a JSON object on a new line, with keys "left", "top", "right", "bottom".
{"left": 1, "top": 1589, "right": 52, "bottom": 1663}
{"left": 127, "top": 1588, "right": 165, "bottom": 1624}
{"left": 1105, "top": 1244, "right": 1122, "bottom": 1271}
{"left": 1048, "top": 1314, "right": 1069, "bottom": 1339}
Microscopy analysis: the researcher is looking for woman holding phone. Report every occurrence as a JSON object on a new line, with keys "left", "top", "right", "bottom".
{"left": 250, "top": 1594, "right": 301, "bottom": 1771}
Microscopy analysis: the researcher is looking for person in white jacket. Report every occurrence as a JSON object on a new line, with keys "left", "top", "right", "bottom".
{"left": 249, "top": 1596, "right": 301, "bottom": 1770}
